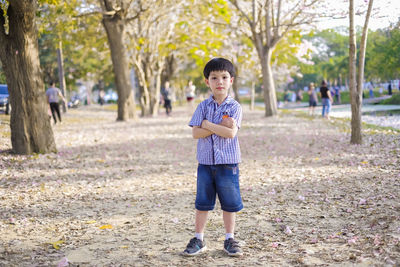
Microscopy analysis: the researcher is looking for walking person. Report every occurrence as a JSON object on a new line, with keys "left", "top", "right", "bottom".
{"left": 308, "top": 82, "right": 318, "bottom": 116}
{"left": 185, "top": 80, "right": 196, "bottom": 112}
{"left": 319, "top": 80, "right": 333, "bottom": 119}
{"left": 388, "top": 82, "right": 392, "bottom": 95}
{"left": 334, "top": 84, "right": 341, "bottom": 104}
{"left": 99, "top": 89, "right": 105, "bottom": 106}
{"left": 368, "top": 83, "right": 374, "bottom": 98}
{"left": 161, "top": 81, "right": 172, "bottom": 116}
{"left": 185, "top": 80, "right": 196, "bottom": 104}
{"left": 183, "top": 58, "right": 244, "bottom": 257}
{"left": 46, "top": 81, "right": 65, "bottom": 124}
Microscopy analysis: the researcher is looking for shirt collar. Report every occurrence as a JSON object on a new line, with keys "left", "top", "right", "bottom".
{"left": 206, "top": 95, "right": 233, "bottom": 106}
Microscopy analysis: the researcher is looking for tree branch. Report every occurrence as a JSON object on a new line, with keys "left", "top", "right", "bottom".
{"left": 74, "top": 10, "right": 103, "bottom": 18}
{"left": 265, "top": 0, "right": 272, "bottom": 46}
{"left": 230, "top": 0, "right": 255, "bottom": 30}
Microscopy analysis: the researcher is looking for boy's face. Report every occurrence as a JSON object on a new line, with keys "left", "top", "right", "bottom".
{"left": 205, "top": 70, "right": 233, "bottom": 98}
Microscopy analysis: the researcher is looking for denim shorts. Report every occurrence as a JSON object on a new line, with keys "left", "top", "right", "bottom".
{"left": 195, "top": 164, "right": 243, "bottom": 212}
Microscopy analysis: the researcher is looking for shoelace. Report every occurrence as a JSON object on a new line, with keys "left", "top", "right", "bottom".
{"left": 227, "top": 239, "right": 239, "bottom": 248}
{"left": 188, "top": 238, "right": 200, "bottom": 248}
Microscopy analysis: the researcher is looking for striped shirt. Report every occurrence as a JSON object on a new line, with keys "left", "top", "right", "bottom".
{"left": 189, "top": 95, "right": 242, "bottom": 165}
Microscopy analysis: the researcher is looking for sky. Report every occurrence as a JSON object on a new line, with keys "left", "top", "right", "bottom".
{"left": 318, "top": 0, "right": 400, "bottom": 30}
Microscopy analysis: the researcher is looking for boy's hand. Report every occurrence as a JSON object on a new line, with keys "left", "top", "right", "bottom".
{"left": 220, "top": 117, "right": 235, "bottom": 129}
{"left": 201, "top": 119, "right": 209, "bottom": 129}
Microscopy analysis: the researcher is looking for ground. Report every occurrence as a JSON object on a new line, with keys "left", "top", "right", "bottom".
{"left": 0, "top": 105, "right": 399, "bottom": 266}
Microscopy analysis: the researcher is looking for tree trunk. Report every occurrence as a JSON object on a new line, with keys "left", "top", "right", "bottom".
{"left": 250, "top": 81, "right": 255, "bottom": 110}
{"left": 150, "top": 70, "right": 162, "bottom": 116}
{"left": 349, "top": 0, "right": 361, "bottom": 144}
{"left": 261, "top": 49, "right": 278, "bottom": 117}
{"left": 101, "top": 4, "right": 137, "bottom": 121}
{"left": 134, "top": 60, "right": 151, "bottom": 116}
{"left": 0, "top": 1, "right": 56, "bottom": 154}
{"left": 57, "top": 40, "right": 67, "bottom": 112}
{"left": 232, "top": 64, "right": 240, "bottom": 103}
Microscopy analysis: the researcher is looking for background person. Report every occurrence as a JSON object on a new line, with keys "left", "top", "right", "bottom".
{"left": 319, "top": 80, "right": 333, "bottom": 119}
{"left": 308, "top": 82, "right": 318, "bottom": 116}
{"left": 185, "top": 80, "right": 196, "bottom": 103}
{"left": 161, "top": 81, "right": 172, "bottom": 116}
{"left": 46, "top": 81, "right": 65, "bottom": 124}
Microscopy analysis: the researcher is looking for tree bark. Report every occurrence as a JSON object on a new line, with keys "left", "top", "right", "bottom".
{"left": 232, "top": 64, "right": 240, "bottom": 103}
{"left": 261, "top": 49, "right": 278, "bottom": 117}
{"left": 0, "top": 1, "right": 56, "bottom": 154}
{"left": 57, "top": 40, "right": 67, "bottom": 112}
{"left": 100, "top": 0, "right": 137, "bottom": 121}
{"left": 149, "top": 69, "right": 161, "bottom": 117}
{"left": 349, "top": 0, "right": 361, "bottom": 144}
{"left": 250, "top": 81, "right": 255, "bottom": 110}
{"left": 352, "top": 0, "right": 374, "bottom": 144}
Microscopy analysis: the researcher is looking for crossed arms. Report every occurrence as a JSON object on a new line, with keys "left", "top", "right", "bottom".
{"left": 192, "top": 117, "right": 238, "bottom": 139}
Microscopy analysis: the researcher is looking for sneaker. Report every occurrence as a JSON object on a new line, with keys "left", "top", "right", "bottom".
{"left": 224, "top": 238, "right": 243, "bottom": 257}
{"left": 182, "top": 237, "right": 206, "bottom": 256}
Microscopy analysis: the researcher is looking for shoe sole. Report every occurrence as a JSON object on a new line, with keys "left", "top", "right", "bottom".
{"left": 224, "top": 248, "right": 243, "bottom": 257}
{"left": 182, "top": 246, "right": 207, "bottom": 257}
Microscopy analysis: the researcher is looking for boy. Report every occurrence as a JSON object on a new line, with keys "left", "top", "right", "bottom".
{"left": 183, "top": 58, "right": 243, "bottom": 257}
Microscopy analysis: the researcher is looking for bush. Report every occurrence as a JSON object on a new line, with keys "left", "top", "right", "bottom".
{"left": 380, "top": 93, "right": 400, "bottom": 105}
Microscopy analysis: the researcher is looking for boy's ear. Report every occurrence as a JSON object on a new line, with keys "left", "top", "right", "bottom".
{"left": 204, "top": 78, "right": 210, "bottom": 87}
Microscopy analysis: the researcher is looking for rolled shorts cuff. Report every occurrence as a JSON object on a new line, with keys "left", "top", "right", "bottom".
{"left": 195, "top": 204, "right": 215, "bottom": 211}
{"left": 221, "top": 203, "right": 243, "bottom": 212}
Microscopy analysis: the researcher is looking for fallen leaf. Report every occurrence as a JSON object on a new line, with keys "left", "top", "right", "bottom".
{"left": 50, "top": 240, "right": 64, "bottom": 250}
{"left": 99, "top": 224, "right": 113, "bottom": 230}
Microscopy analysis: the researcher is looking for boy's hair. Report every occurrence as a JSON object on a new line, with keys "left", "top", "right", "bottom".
{"left": 203, "top": 58, "right": 235, "bottom": 79}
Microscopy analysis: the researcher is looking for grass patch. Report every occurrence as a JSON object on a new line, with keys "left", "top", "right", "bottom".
{"left": 0, "top": 114, "right": 11, "bottom": 138}
{"left": 279, "top": 109, "right": 400, "bottom": 135}
{"left": 380, "top": 93, "right": 400, "bottom": 105}
{"left": 103, "top": 104, "right": 118, "bottom": 111}
{"left": 326, "top": 116, "right": 400, "bottom": 135}
{"left": 240, "top": 89, "right": 392, "bottom": 105}
{"left": 361, "top": 121, "right": 400, "bottom": 134}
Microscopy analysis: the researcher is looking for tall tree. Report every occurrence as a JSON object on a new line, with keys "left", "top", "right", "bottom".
{"left": 126, "top": 0, "right": 184, "bottom": 116}
{"left": 0, "top": 0, "right": 56, "bottom": 154}
{"left": 229, "top": 0, "right": 322, "bottom": 116}
{"left": 99, "top": 0, "right": 137, "bottom": 121}
{"left": 365, "top": 26, "right": 400, "bottom": 81}
{"left": 37, "top": 1, "right": 114, "bottom": 94}
{"left": 349, "top": 0, "right": 374, "bottom": 144}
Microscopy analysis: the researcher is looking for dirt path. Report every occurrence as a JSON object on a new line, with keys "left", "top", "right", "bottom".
{"left": 0, "top": 105, "right": 399, "bottom": 266}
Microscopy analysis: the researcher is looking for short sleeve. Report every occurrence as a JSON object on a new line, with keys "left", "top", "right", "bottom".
{"left": 189, "top": 102, "right": 204, "bottom": 127}
{"left": 230, "top": 103, "right": 243, "bottom": 128}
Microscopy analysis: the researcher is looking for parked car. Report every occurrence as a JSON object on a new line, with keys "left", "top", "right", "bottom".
{"left": 0, "top": 84, "right": 10, "bottom": 115}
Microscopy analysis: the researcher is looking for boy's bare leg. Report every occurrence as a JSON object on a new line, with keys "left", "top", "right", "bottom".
{"left": 195, "top": 210, "right": 209, "bottom": 233}
{"left": 223, "top": 211, "right": 243, "bottom": 256}
{"left": 183, "top": 210, "right": 208, "bottom": 256}
{"left": 223, "top": 211, "right": 235, "bottom": 234}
